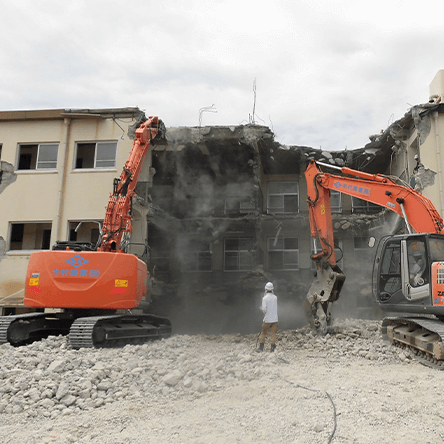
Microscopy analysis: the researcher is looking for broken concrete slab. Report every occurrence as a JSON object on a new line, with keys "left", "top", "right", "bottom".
{"left": 0, "top": 161, "right": 17, "bottom": 194}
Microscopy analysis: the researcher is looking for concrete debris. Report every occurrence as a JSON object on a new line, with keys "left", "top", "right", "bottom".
{"left": 0, "top": 161, "right": 17, "bottom": 194}
{"left": 411, "top": 105, "right": 432, "bottom": 145}
{"left": 334, "top": 157, "right": 345, "bottom": 166}
{"left": 413, "top": 166, "right": 436, "bottom": 192}
{"left": 0, "top": 319, "right": 403, "bottom": 418}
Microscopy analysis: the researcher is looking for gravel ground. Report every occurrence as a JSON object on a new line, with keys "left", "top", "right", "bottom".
{"left": 1, "top": 318, "right": 444, "bottom": 444}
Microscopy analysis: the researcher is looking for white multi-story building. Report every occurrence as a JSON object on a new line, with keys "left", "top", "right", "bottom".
{"left": 0, "top": 108, "right": 152, "bottom": 314}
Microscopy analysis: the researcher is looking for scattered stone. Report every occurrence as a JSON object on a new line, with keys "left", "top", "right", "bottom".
{"left": 0, "top": 318, "right": 402, "bottom": 420}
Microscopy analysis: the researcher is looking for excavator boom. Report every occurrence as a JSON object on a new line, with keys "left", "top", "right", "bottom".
{"left": 100, "top": 116, "right": 165, "bottom": 252}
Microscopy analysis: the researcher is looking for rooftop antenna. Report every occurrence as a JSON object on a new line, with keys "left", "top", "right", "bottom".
{"left": 249, "top": 78, "right": 257, "bottom": 124}
{"left": 199, "top": 104, "right": 217, "bottom": 126}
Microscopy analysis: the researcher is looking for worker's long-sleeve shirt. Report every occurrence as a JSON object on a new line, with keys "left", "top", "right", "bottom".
{"left": 261, "top": 293, "right": 278, "bottom": 323}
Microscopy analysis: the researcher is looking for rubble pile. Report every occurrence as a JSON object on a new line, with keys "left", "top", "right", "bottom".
{"left": 0, "top": 319, "right": 403, "bottom": 418}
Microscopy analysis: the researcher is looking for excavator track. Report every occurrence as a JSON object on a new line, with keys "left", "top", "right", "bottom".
{"left": 382, "top": 316, "right": 444, "bottom": 366}
{"left": 0, "top": 312, "right": 72, "bottom": 346}
{"left": 0, "top": 312, "right": 172, "bottom": 348}
{"left": 68, "top": 313, "right": 172, "bottom": 349}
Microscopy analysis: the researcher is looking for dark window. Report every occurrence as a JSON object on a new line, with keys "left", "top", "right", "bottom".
{"left": 352, "top": 197, "right": 381, "bottom": 214}
{"left": 224, "top": 238, "right": 254, "bottom": 271}
{"left": 68, "top": 222, "right": 102, "bottom": 247}
{"left": 224, "top": 183, "right": 255, "bottom": 215}
{"left": 9, "top": 222, "right": 52, "bottom": 250}
{"left": 10, "top": 223, "right": 24, "bottom": 250}
{"left": 330, "top": 190, "right": 342, "bottom": 213}
{"left": 379, "top": 240, "right": 402, "bottom": 295}
{"left": 91, "top": 228, "right": 100, "bottom": 245}
{"left": 75, "top": 142, "right": 117, "bottom": 169}
{"left": 268, "top": 237, "right": 299, "bottom": 270}
{"left": 17, "top": 144, "right": 58, "bottom": 170}
{"left": 148, "top": 225, "right": 170, "bottom": 272}
{"left": 267, "top": 181, "right": 299, "bottom": 213}
{"left": 182, "top": 244, "right": 212, "bottom": 272}
{"left": 42, "top": 230, "right": 51, "bottom": 250}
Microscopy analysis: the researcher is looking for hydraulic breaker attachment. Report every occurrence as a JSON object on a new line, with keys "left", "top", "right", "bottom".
{"left": 304, "top": 264, "right": 345, "bottom": 335}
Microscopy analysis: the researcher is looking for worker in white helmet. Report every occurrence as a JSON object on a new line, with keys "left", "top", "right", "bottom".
{"left": 257, "top": 282, "right": 278, "bottom": 352}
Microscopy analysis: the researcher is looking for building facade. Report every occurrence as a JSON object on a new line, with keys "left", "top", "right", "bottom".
{"left": 0, "top": 108, "right": 151, "bottom": 313}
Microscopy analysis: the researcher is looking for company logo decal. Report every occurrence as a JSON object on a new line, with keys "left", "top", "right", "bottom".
{"left": 52, "top": 254, "right": 100, "bottom": 278}
{"left": 65, "top": 255, "right": 89, "bottom": 268}
{"left": 333, "top": 181, "right": 370, "bottom": 196}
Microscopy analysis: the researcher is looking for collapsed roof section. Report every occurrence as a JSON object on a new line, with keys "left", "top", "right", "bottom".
{"left": 154, "top": 123, "right": 395, "bottom": 180}
{"left": 364, "top": 102, "right": 444, "bottom": 155}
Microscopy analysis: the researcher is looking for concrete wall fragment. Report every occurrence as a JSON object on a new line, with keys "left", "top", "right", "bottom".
{"left": 411, "top": 106, "right": 432, "bottom": 146}
{"left": 0, "top": 161, "right": 17, "bottom": 194}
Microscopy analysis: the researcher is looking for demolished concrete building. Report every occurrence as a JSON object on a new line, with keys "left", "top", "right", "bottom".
{"left": 2, "top": 70, "right": 444, "bottom": 334}
{"left": 0, "top": 110, "right": 392, "bottom": 333}
{"left": 147, "top": 125, "right": 398, "bottom": 334}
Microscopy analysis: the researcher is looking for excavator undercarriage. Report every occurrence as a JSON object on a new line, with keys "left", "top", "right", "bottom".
{"left": 0, "top": 310, "right": 171, "bottom": 348}
{"left": 382, "top": 316, "right": 444, "bottom": 367}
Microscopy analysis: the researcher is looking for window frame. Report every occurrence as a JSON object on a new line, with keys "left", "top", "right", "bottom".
{"left": 74, "top": 141, "right": 118, "bottom": 170}
{"left": 351, "top": 197, "right": 381, "bottom": 214}
{"left": 224, "top": 197, "right": 255, "bottom": 215}
{"left": 330, "top": 190, "right": 342, "bottom": 213}
{"left": 224, "top": 183, "right": 255, "bottom": 215}
{"left": 267, "top": 237, "right": 299, "bottom": 271}
{"left": 182, "top": 244, "right": 213, "bottom": 272}
{"left": 8, "top": 221, "right": 52, "bottom": 252}
{"left": 68, "top": 221, "right": 102, "bottom": 246}
{"left": 266, "top": 180, "right": 299, "bottom": 214}
{"left": 224, "top": 237, "right": 254, "bottom": 272}
{"left": 17, "top": 143, "right": 59, "bottom": 171}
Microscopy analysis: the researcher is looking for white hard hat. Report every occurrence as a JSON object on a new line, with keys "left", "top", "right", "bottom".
{"left": 265, "top": 282, "right": 274, "bottom": 291}
{"left": 414, "top": 154, "right": 419, "bottom": 160}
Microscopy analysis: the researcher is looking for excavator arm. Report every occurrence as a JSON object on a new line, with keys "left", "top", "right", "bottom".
{"left": 99, "top": 116, "right": 165, "bottom": 252}
{"left": 304, "top": 159, "right": 444, "bottom": 334}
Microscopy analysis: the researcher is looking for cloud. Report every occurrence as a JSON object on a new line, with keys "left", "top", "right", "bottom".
{"left": 1, "top": 0, "right": 443, "bottom": 150}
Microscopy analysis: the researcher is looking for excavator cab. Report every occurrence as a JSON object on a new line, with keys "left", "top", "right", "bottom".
{"left": 373, "top": 233, "right": 444, "bottom": 317}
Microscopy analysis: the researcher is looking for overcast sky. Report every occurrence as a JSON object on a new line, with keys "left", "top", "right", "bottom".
{"left": 1, "top": 0, "right": 443, "bottom": 151}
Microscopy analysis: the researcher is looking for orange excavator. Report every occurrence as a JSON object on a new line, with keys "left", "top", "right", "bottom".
{"left": 0, "top": 116, "right": 171, "bottom": 348}
{"left": 305, "top": 159, "right": 444, "bottom": 363}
